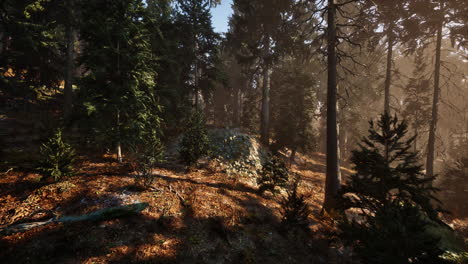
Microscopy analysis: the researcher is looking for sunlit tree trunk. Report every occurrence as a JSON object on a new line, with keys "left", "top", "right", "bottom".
{"left": 384, "top": 21, "right": 394, "bottom": 114}
{"left": 116, "top": 110, "right": 123, "bottom": 163}
{"left": 323, "top": 0, "right": 341, "bottom": 213}
{"left": 260, "top": 35, "right": 270, "bottom": 145}
{"left": 426, "top": 19, "right": 443, "bottom": 178}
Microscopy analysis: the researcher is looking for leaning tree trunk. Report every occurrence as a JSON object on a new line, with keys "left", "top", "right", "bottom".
{"left": 0, "top": 203, "right": 148, "bottom": 236}
{"left": 384, "top": 22, "right": 394, "bottom": 114}
{"left": 64, "top": 0, "right": 75, "bottom": 121}
{"left": 426, "top": 20, "right": 443, "bottom": 178}
{"left": 323, "top": 0, "right": 341, "bottom": 213}
{"left": 260, "top": 35, "right": 271, "bottom": 146}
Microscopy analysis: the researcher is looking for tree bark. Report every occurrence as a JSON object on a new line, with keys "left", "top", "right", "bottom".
{"left": 384, "top": 22, "right": 394, "bottom": 114}
{"left": 0, "top": 31, "right": 3, "bottom": 56}
{"left": 323, "top": 0, "right": 341, "bottom": 213}
{"left": 260, "top": 35, "right": 270, "bottom": 145}
{"left": 426, "top": 19, "right": 443, "bottom": 178}
{"left": 64, "top": 0, "right": 75, "bottom": 121}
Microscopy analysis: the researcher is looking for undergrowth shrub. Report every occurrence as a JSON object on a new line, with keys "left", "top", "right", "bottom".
{"left": 130, "top": 135, "right": 165, "bottom": 188}
{"left": 257, "top": 155, "right": 289, "bottom": 194}
{"left": 37, "top": 129, "right": 76, "bottom": 181}
{"left": 280, "top": 176, "right": 311, "bottom": 230}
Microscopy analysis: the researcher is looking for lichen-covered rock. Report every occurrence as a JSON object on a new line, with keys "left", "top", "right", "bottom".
{"left": 166, "top": 128, "right": 269, "bottom": 185}
{"left": 207, "top": 128, "right": 268, "bottom": 185}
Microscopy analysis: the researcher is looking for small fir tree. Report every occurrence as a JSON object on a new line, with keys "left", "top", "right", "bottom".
{"left": 257, "top": 155, "right": 289, "bottom": 194}
{"left": 38, "top": 129, "right": 76, "bottom": 181}
{"left": 280, "top": 175, "right": 311, "bottom": 230}
{"left": 179, "top": 110, "right": 210, "bottom": 166}
{"left": 129, "top": 96, "right": 165, "bottom": 188}
{"left": 339, "top": 113, "right": 447, "bottom": 264}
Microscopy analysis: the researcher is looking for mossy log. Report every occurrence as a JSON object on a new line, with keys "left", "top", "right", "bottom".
{"left": 0, "top": 203, "right": 149, "bottom": 236}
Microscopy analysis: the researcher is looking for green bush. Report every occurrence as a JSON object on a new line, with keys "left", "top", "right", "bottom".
{"left": 179, "top": 111, "right": 210, "bottom": 166}
{"left": 257, "top": 155, "right": 289, "bottom": 194}
{"left": 37, "top": 129, "right": 76, "bottom": 181}
{"left": 339, "top": 113, "right": 449, "bottom": 264}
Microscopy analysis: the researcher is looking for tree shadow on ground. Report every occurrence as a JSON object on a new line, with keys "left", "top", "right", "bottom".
{"left": 0, "top": 174, "right": 331, "bottom": 264}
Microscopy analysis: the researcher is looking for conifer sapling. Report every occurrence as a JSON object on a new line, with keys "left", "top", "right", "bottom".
{"left": 339, "top": 113, "right": 447, "bottom": 264}
{"left": 38, "top": 129, "right": 76, "bottom": 181}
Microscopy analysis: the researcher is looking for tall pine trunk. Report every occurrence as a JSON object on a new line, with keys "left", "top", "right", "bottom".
{"left": 323, "top": 0, "right": 341, "bottom": 212}
{"left": 260, "top": 35, "right": 270, "bottom": 145}
{"left": 384, "top": 22, "right": 394, "bottom": 114}
{"left": 64, "top": 0, "right": 75, "bottom": 121}
{"left": 426, "top": 20, "right": 443, "bottom": 178}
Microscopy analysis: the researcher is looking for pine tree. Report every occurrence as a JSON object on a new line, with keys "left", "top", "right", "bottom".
{"left": 38, "top": 129, "right": 76, "bottom": 181}
{"left": 228, "top": 0, "right": 295, "bottom": 145}
{"left": 402, "top": 47, "right": 431, "bottom": 152}
{"left": 339, "top": 113, "right": 446, "bottom": 264}
{"left": 174, "top": 0, "right": 221, "bottom": 110}
{"left": 270, "top": 57, "right": 317, "bottom": 160}
{"left": 279, "top": 176, "right": 311, "bottom": 230}
{"left": 78, "top": 0, "right": 161, "bottom": 161}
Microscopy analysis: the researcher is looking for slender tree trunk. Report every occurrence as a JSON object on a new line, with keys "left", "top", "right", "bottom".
{"left": 116, "top": 110, "right": 123, "bottom": 163}
{"left": 426, "top": 20, "right": 443, "bottom": 178}
{"left": 233, "top": 86, "right": 240, "bottom": 127}
{"left": 0, "top": 31, "right": 3, "bottom": 56}
{"left": 323, "top": 0, "right": 341, "bottom": 213}
{"left": 116, "top": 41, "right": 122, "bottom": 163}
{"left": 414, "top": 127, "right": 418, "bottom": 152}
{"left": 194, "top": 36, "right": 200, "bottom": 110}
{"left": 290, "top": 148, "right": 297, "bottom": 168}
{"left": 260, "top": 35, "right": 270, "bottom": 145}
{"left": 384, "top": 22, "right": 394, "bottom": 114}
{"left": 64, "top": 0, "right": 75, "bottom": 121}
{"left": 337, "top": 112, "right": 342, "bottom": 181}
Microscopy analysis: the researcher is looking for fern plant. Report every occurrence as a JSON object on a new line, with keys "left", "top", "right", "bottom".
{"left": 38, "top": 129, "right": 76, "bottom": 181}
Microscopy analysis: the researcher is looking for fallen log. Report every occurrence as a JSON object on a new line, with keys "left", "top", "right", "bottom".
{"left": 0, "top": 202, "right": 149, "bottom": 236}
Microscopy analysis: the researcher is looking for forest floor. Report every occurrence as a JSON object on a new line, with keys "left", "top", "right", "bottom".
{"left": 0, "top": 150, "right": 361, "bottom": 264}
